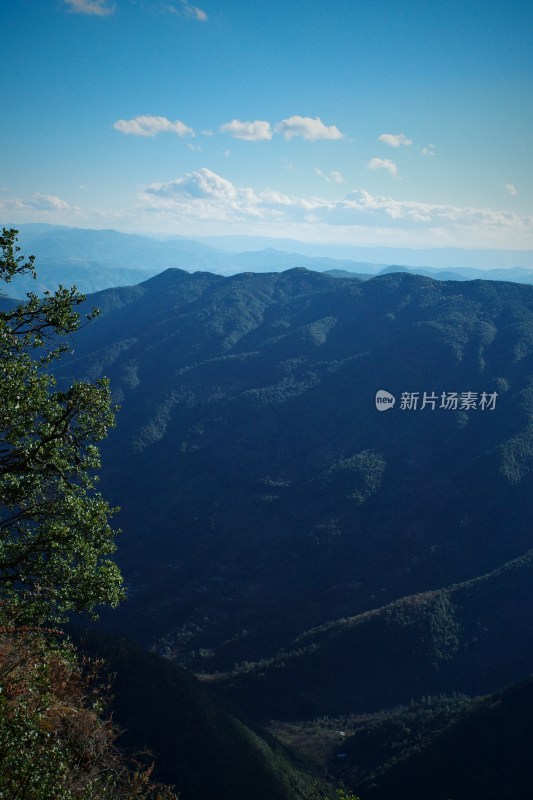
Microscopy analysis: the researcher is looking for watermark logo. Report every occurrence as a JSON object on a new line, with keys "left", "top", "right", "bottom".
{"left": 375, "top": 389, "right": 498, "bottom": 412}
{"left": 375, "top": 389, "right": 396, "bottom": 411}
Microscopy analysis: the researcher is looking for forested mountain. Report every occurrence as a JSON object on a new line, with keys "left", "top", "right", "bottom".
{"left": 361, "top": 673, "right": 533, "bottom": 800}
{"left": 70, "top": 630, "right": 325, "bottom": 800}
{"left": 1, "top": 229, "right": 332, "bottom": 800}
{"left": 56, "top": 268, "right": 533, "bottom": 714}
{"left": 214, "top": 549, "right": 533, "bottom": 719}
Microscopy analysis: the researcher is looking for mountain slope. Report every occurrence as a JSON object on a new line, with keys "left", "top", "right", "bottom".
{"left": 72, "top": 631, "right": 325, "bottom": 800}
{"left": 56, "top": 269, "right": 533, "bottom": 703}
{"left": 359, "top": 675, "right": 533, "bottom": 800}
{"left": 210, "top": 549, "right": 533, "bottom": 720}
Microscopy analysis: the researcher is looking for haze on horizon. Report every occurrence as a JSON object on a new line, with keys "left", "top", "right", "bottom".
{"left": 2, "top": 0, "right": 532, "bottom": 253}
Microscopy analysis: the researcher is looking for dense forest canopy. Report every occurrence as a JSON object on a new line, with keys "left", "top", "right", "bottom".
{"left": 2, "top": 229, "right": 533, "bottom": 799}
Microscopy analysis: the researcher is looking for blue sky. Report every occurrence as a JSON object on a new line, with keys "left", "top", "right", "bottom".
{"left": 2, "top": 0, "right": 532, "bottom": 250}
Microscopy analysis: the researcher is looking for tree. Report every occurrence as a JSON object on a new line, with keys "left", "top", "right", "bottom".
{"left": 0, "top": 619, "right": 179, "bottom": 800}
{"left": 0, "top": 228, "right": 124, "bottom": 622}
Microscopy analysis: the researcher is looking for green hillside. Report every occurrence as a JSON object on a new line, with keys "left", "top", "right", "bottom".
{"left": 73, "top": 631, "right": 326, "bottom": 800}
{"left": 357, "top": 676, "right": 533, "bottom": 799}
{"left": 56, "top": 269, "right": 533, "bottom": 685}
{"left": 7, "top": 248, "right": 533, "bottom": 798}
{"left": 211, "top": 549, "right": 533, "bottom": 719}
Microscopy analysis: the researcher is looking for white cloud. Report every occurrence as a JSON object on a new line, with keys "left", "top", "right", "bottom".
{"left": 378, "top": 133, "right": 412, "bottom": 148}
{"left": 184, "top": 3, "right": 207, "bottom": 21}
{"left": 140, "top": 168, "right": 258, "bottom": 221}
{"left": 64, "top": 0, "right": 115, "bottom": 15}
{"left": 274, "top": 116, "right": 344, "bottom": 141}
{"left": 0, "top": 193, "right": 72, "bottom": 217}
{"left": 6, "top": 174, "right": 532, "bottom": 249}
{"left": 367, "top": 157, "right": 398, "bottom": 177}
{"left": 144, "top": 169, "right": 237, "bottom": 201}
{"left": 136, "top": 168, "right": 533, "bottom": 247}
{"left": 6, "top": 192, "right": 71, "bottom": 211}
{"left": 422, "top": 144, "right": 436, "bottom": 157}
{"left": 167, "top": 1, "right": 207, "bottom": 21}
{"left": 316, "top": 168, "right": 346, "bottom": 184}
{"left": 329, "top": 170, "right": 345, "bottom": 184}
{"left": 28, "top": 193, "right": 71, "bottom": 211}
{"left": 505, "top": 183, "right": 518, "bottom": 196}
{"left": 220, "top": 119, "right": 272, "bottom": 141}
{"left": 139, "top": 168, "right": 318, "bottom": 223}
{"left": 113, "top": 115, "right": 194, "bottom": 137}
{"left": 330, "top": 190, "right": 532, "bottom": 236}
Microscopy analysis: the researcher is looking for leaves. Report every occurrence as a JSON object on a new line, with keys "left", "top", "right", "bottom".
{"left": 0, "top": 616, "right": 177, "bottom": 799}
{"left": 0, "top": 229, "right": 124, "bottom": 621}
{"left": 0, "top": 231, "right": 177, "bottom": 799}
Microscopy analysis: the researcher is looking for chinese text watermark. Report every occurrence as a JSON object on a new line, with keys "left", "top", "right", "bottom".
{"left": 375, "top": 390, "right": 498, "bottom": 412}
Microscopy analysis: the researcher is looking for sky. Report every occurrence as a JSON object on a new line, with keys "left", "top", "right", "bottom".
{"left": 2, "top": 0, "right": 533, "bottom": 251}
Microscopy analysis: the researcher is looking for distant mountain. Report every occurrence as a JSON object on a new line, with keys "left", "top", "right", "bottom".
{"left": 1, "top": 224, "right": 226, "bottom": 297}
{"left": 6, "top": 223, "right": 222, "bottom": 268}
{"left": 378, "top": 264, "right": 413, "bottom": 275}
{"left": 379, "top": 262, "right": 533, "bottom": 284}
{"left": 6, "top": 224, "right": 533, "bottom": 301}
{"left": 224, "top": 247, "right": 380, "bottom": 275}
{"left": 2, "top": 224, "right": 384, "bottom": 296}
{"left": 197, "top": 235, "right": 533, "bottom": 270}
{"left": 53, "top": 269, "right": 533, "bottom": 724}
{"left": 2, "top": 260, "right": 164, "bottom": 299}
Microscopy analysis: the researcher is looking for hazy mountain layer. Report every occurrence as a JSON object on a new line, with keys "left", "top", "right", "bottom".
{"left": 3, "top": 224, "right": 383, "bottom": 297}
{"left": 5, "top": 225, "right": 533, "bottom": 300}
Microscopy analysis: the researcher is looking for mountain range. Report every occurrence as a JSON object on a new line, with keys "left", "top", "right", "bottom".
{"left": 4, "top": 224, "right": 533, "bottom": 299}
{"left": 40, "top": 262, "right": 533, "bottom": 797}
{"left": 55, "top": 266, "right": 533, "bottom": 671}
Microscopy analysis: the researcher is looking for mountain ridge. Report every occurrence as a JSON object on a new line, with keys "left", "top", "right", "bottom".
{"left": 208, "top": 547, "right": 533, "bottom": 719}
{"left": 51, "top": 269, "right": 533, "bottom": 701}
{"left": 4, "top": 224, "right": 533, "bottom": 300}
{"left": 42, "top": 264, "right": 533, "bottom": 798}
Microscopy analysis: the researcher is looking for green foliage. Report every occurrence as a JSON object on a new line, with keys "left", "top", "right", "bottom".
{"left": 0, "top": 229, "right": 124, "bottom": 622}
{"left": 0, "top": 231, "right": 176, "bottom": 799}
{"left": 0, "top": 615, "right": 177, "bottom": 799}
